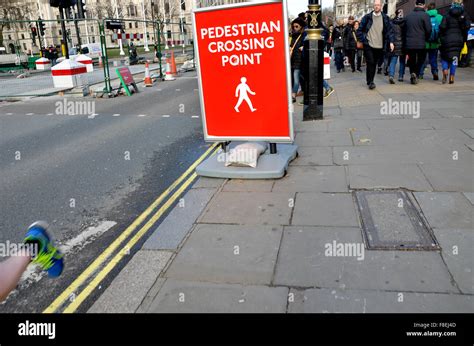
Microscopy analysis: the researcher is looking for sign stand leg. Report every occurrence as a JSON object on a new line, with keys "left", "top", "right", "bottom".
{"left": 269, "top": 143, "right": 277, "bottom": 154}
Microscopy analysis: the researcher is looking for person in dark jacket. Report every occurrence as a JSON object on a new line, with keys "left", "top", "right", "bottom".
{"left": 404, "top": 0, "right": 432, "bottom": 84}
{"left": 289, "top": 18, "right": 306, "bottom": 103}
{"left": 326, "top": 24, "right": 334, "bottom": 56}
{"left": 332, "top": 19, "right": 345, "bottom": 72}
{"left": 343, "top": 15, "right": 357, "bottom": 72}
{"left": 439, "top": 0, "right": 471, "bottom": 84}
{"left": 357, "top": 0, "right": 395, "bottom": 89}
{"left": 388, "top": 9, "right": 407, "bottom": 83}
{"left": 353, "top": 20, "right": 363, "bottom": 72}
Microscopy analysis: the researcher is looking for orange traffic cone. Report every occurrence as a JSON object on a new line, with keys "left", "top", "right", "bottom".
{"left": 170, "top": 51, "right": 177, "bottom": 76}
{"left": 144, "top": 61, "right": 153, "bottom": 87}
{"left": 164, "top": 59, "right": 175, "bottom": 81}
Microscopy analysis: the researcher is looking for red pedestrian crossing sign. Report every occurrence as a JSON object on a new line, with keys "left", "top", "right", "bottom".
{"left": 193, "top": 0, "right": 293, "bottom": 142}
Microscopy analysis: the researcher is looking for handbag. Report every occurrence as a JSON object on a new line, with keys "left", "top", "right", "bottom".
{"left": 290, "top": 33, "right": 303, "bottom": 57}
{"left": 461, "top": 42, "right": 468, "bottom": 56}
{"left": 352, "top": 31, "right": 363, "bottom": 49}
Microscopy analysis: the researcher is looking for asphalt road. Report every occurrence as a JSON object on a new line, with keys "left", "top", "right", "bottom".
{"left": 0, "top": 71, "right": 208, "bottom": 312}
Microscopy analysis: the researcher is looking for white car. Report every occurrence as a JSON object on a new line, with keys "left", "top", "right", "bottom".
{"left": 57, "top": 43, "right": 102, "bottom": 64}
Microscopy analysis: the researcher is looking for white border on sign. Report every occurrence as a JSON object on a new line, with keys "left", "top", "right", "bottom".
{"left": 192, "top": 0, "right": 294, "bottom": 143}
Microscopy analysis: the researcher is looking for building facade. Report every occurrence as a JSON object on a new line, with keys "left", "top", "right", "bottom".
{"left": 335, "top": 0, "right": 374, "bottom": 20}
{"left": 1, "top": 0, "right": 245, "bottom": 55}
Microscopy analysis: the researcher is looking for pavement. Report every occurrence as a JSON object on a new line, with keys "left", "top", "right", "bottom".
{"left": 88, "top": 65, "right": 474, "bottom": 313}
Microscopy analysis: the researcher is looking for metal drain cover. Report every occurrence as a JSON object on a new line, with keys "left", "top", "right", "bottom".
{"left": 354, "top": 190, "right": 439, "bottom": 250}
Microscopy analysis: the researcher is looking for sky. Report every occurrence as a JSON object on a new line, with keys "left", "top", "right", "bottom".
{"left": 287, "top": 0, "right": 335, "bottom": 17}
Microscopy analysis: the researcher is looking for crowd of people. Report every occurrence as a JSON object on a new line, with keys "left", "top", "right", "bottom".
{"left": 289, "top": 0, "right": 472, "bottom": 99}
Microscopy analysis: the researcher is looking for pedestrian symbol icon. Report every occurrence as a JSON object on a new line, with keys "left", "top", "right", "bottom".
{"left": 234, "top": 77, "right": 257, "bottom": 113}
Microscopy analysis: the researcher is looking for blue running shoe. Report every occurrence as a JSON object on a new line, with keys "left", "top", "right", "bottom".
{"left": 24, "top": 221, "right": 64, "bottom": 278}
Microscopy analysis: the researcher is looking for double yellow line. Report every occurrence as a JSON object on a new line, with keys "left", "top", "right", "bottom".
{"left": 44, "top": 142, "right": 219, "bottom": 313}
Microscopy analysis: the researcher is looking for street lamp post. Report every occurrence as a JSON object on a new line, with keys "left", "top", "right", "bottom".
{"left": 142, "top": 0, "right": 150, "bottom": 51}
{"left": 303, "top": 0, "right": 324, "bottom": 120}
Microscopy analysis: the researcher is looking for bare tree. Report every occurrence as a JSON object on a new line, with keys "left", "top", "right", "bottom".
{"left": 0, "top": 0, "right": 34, "bottom": 49}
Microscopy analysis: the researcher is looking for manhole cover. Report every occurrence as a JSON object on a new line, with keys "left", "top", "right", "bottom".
{"left": 354, "top": 190, "right": 439, "bottom": 250}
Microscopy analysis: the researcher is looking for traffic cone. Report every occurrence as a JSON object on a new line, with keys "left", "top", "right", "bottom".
{"left": 144, "top": 61, "right": 153, "bottom": 87}
{"left": 170, "top": 51, "right": 177, "bottom": 76}
{"left": 164, "top": 59, "right": 175, "bottom": 81}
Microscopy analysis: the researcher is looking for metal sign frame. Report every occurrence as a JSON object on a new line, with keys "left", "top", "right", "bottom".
{"left": 192, "top": 0, "right": 294, "bottom": 143}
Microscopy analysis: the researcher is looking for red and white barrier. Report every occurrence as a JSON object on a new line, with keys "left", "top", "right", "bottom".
{"left": 51, "top": 59, "right": 87, "bottom": 88}
{"left": 35, "top": 57, "right": 51, "bottom": 70}
{"left": 324, "top": 52, "right": 331, "bottom": 80}
{"left": 112, "top": 33, "right": 144, "bottom": 40}
{"left": 76, "top": 54, "right": 94, "bottom": 73}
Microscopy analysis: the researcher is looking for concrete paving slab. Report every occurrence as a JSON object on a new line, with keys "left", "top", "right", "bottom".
{"left": 291, "top": 193, "right": 358, "bottom": 227}
{"left": 333, "top": 145, "right": 471, "bottom": 165}
{"left": 147, "top": 279, "right": 289, "bottom": 313}
{"left": 291, "top": 147, "right": 333, "bottom": 166}
{"left": 428, "top": 119, "right": 474, "bottom": 130}
{"left": 462, "top": 129, "right": 474, "bottom": 139}
{"left": 365, "top": 119, "right": 433, "bottom": 130}
{"left": 295, "top": 131, "right": 353, "bottom": 147}
{"left": 199, "top": 192, "right": 293, "bottom": 225}
{"left": 348, "top": 164, "right": 433, "bottom": 191}
{"left": 414, "top": 192, "right": 474, "bottom": 229}
{"left": 327, "top": 119, "right": 370, "bottom": 132}
{"left": 143, "top": 188, "right": 216, "bottom": 250}
{"left": 274, "top": 226, "right": 457, "bottom": 293}
{"left": 288, "top": 288, "right": 473, "bottom": 313}
{"left": 164, "top": 224, "right": 283, "bottom": 285}
{"left": 463, "top": 192, "right": 474, "bottom": 205}
{"left": 192, "top": 177, "right": 226, "bottom": 189}
{"left": 419, "top": 164, "right": 474, "bottom": 192}
{"left": 434, "top": 229, "right": 474, "bottom": 294}
{"left": 223, "top": 179, "right": 274, "bottom": 192}
{"left": 294, "top": 120, "right": 328, "bottom": 132}
{"left": 272, "top": 166, "right": 348, "bottom": 193}
{"left": 351, "top": 129, "right": 469, "bottom": 148}
{"left": 88, "top": 250, "right": 172, "bottom": 313}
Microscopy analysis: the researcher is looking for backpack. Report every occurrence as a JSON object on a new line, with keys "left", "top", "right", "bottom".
{"left": 428, "top": 15, "right": 440, "bottom": 43}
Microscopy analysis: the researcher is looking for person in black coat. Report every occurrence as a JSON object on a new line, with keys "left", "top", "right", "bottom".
{"left": 289, "top": 17, "right": 306, "bottom": 102}
{"left": 332, "top": 19, "right": 345, "bottom": 72}
{"left": 439, "top": 0, "right": 471, "bottom": 83}
{"left": 404, "top": 0, "right": 432, "bottom": 84}
{"left": 388, "top": 9, "right": 407, "bottom": 83}
{"left": 343, "top": 15, "right": 357, "bottom": 72}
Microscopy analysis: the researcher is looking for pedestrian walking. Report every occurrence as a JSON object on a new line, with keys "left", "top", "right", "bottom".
{"left": 333, "top": 19, "right": 345, "bottom": 73}
{"left": 326, "top": 24, "right": 334, "bottom": 57}
{"left": 388, "top": 9, "right": 407, "bottom": 83}
{"left": 420, "top": 2, "right": 443, "bottom": 80}
{"left": 357, "top": 0, "right": 394, "bottom": 89}
{"left": 439, "top": 0, "right": 471, "bottom": 83}
{"left": 353, "top": 20, "right": 363, "bottom": 72}
{"left": 289, "top": 18, "right": 306, "bottom": 103}
{"left": 404, "top": 0, "right": 432, "bottom": 84}
{"left": 459, "top": 22, "right": 474, "bottom": 67}
{"left": 343, "top": 15, "right": 357, "bottom": 72}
